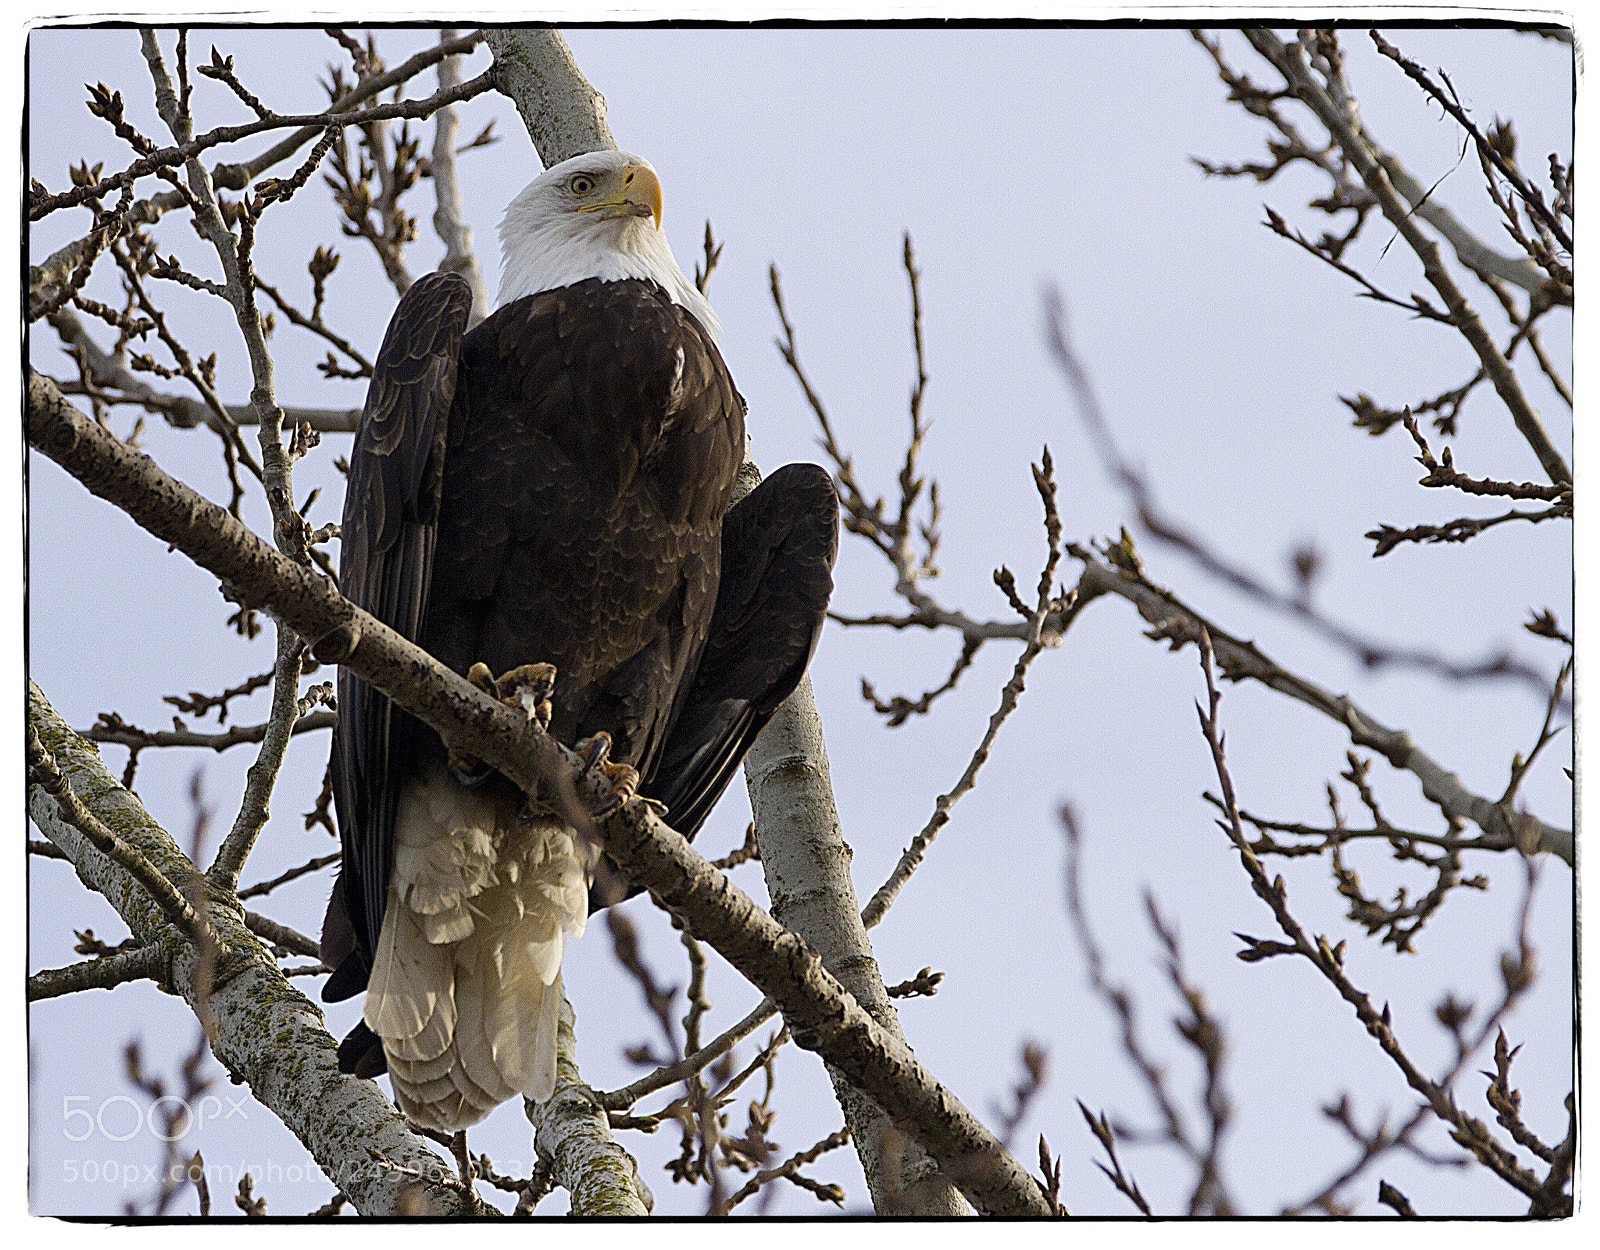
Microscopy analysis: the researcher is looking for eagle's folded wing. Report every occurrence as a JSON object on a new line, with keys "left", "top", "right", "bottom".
{"left": 322, "top": 271, "right": 474, "bottom": 1001}
{"left": 638, "top": 463, "right": 839, "bottom": 846}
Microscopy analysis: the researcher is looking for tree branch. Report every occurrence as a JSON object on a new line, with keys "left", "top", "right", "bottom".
{"left": 28, "top": 31, "right": 484, "bottom": 315}
{"left": 27, "top": 369, "right": 1052, "bottom": 1217}
{"left": 1244, "top": 30, "right": 1569, "bottom": 486}
{"left": 29, "top": 946, "right": 165, "bottom": 1002}
{"left": 481, "top": 29, "right": 614, "bottom": 165}
{"left": 430, "top": 29, "right": 492, "bottom": 324}
{"left": 1072, "top": 547, "right": 1571, "bottom": 864}
{"left": 28, "top": 682, "right": 470, "bottom": 1216}
{"left": 28, "top": 721, "right": 218, "bottom": 949}
{"left": 523, "top": 997, "right": 653, "bottom": 1215}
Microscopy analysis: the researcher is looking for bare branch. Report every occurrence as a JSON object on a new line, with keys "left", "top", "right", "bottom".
{"left": 1072, "top": 545, "right": 1571, "bottom": 864}
{"left": 1244, "top": 30, "right": 1568, "bottom": 486}
{"left": 430, "top": 29, "right": 491, "bottom": 323}
{"left": 1047, "top": 289, "right": 1565, "bottom": 702}
{"left": 82, "top": 708, "right": 335, "bottom": 753}
{"left": 482, "top": 29, "right": 614, "bottom": 165}
{"left": 237, "top": 851, "right": 341, "bottom": 902}
{"left": 32, "top": 62, "right": 495, "bottom": 223}
{"left": 1194, "top": 628, "right": 1553, "bottom": 1209}
{"left": 29, "top": 946, "right": 165, "bottom": 1002}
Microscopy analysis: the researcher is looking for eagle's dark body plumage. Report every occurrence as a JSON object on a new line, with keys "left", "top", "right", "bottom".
{"left": 320, "top": 267, "right": 836, "bottom": 1124}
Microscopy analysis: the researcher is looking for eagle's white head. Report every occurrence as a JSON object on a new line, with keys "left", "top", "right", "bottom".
{"left": 496, "top": 150, "right": 718, "bottom": 337}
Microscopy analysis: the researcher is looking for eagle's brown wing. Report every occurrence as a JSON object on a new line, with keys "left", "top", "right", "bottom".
{"left": 322, "top": 271, "right": 473, "bottom": 1003}
{"left": 327, "top": 277, "right": 744, "bottom": 1017}
{"left": 639, "top": 463, "right": 839, "bottom": 843}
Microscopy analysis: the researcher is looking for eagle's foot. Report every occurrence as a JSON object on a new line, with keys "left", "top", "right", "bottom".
{"left": 574, "top": 731, "right": 614, "bottom": 772}
{"left": 466, "top": 661, "right": 500, "bottom": 698}
{"left": 450, "top": 662, "right": 557, "bottom": 787}
{"left": 591, "top": 760, "right": 642, "bottom": 819}
{"left": 494, "top": 662, "right": 557, "bottom": 731}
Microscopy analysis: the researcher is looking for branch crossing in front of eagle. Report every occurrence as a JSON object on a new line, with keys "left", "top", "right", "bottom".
{"left": 448, "top": 660, "right": 654, "bottom": 823}
{"left": 446, "top": 661, "right": 555, "bottom": 788}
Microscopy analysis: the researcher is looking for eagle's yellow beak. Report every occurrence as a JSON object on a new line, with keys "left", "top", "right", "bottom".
{"left": 579, "top": 164, "right": 663, "bottom": 228}
{"left": 618, "top": 164, "right": 663, "bottom": 228}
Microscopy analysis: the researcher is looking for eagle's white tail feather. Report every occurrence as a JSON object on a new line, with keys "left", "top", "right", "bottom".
{"left": 365, "top": 900, "right": 455, "bottom": 1049}
{"left": 365, "top": 769, "right": 590, "bottom": 1130}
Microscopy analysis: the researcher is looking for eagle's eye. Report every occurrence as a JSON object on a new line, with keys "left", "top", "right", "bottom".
{"left": 567, "top": 173, "right": 597, "bottom": 196}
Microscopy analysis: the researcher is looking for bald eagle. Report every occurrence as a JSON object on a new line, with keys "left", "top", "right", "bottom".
{"left": 319, "top": 150, "right": 838, "bottom": 1130}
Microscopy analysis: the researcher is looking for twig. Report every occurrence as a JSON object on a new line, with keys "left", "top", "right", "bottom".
{"left": 1077, "top": 1102, "right": 1152, "bottom": 1215}
{"left": 1399, "top": 412, "right": 1569, "bottom": 502}
{"left": 237, "top": 851, "right": 341, "bottom": 901}
{"left": 1047, "top": 289, "right": 1566, "bottom": 702}
{"left": 1071, "top": 545, "right": 1570, "bottom": 863}
{"left": 886, "top": 967, "right": 944, "bottom": 999}
{"left": 1194, "top": 627, "right": 1550, "bottom": 1207}
{"left": 720, "top": 1128, "right": 850, "bottom": 1212}
{"left": 993, "top": 1043, "right": 1048, "bottom": 1153}
{"left": 33, "top": 66, "right": 495, "bottom": 222}
{"left": 860, "top": 449, "right": 1066, "bottom": 929}
{"left": 599, "top": 998, "right": 778, "bottom": 1111}
{"left": 1366, "top": 504, "right": 1569, "bottom": 557}
{"left": 242, "top": 910, "right": 321, "bottom": 960}
{"left": 28, "top": 723, "right": 219, "bottom": 949}
{"left": 1246, "top": 31, "right": 1568, "bottom": 486}
{"left": 1502, "top": 657, "right": 1572, "bottom": 806}
{"left": 83, "top": 708, "right": 335, "bottom": 752}
{"left": 1264, "top": 205, "right": 1453, "bottom": 322}
{"left": 1377, "top": 1179, "right": 1416, "bottom": 1216}
{"left": 710, "top": 823, "right": 759, "bottom": 871}
{"left": 29, "top": 946, "right": 164, "bottom": 1001}
{"left": 1061, "top": 805, "right": 1231, "bottom": 1212}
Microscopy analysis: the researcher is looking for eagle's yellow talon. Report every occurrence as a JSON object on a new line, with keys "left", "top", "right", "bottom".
{"left": 466, "top": 661, "right": 498, "bottom": 698}
{"left": 591, "top": 759, "right": 640, "bottom": 818}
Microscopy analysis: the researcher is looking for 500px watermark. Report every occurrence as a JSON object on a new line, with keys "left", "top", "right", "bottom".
{"left": 59, "top": 1158, "right": 325, "bottom": 1189}
{"left": 61, "top": 1094, "right": 248, "bottom": 1142}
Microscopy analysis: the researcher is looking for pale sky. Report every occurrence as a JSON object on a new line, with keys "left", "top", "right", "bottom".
{"left": 25, "top": 16, "right": 1574, "bottom": 1218}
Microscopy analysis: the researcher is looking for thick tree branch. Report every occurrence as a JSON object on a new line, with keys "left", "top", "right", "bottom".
{"left": 523, "top": 998, "right": 653, "bottom": 1215}
{"left": 28, "top": 682, "right": 469, "bottom": 1216}
{"left": 482, "top": 29, "right": 614, "bottom": 165}
{"left": 744, "top": 674, "right": 968, "bottom": 1215}
{"left": 28, "top": 721, "right": 218, "bottom": 949}
{"left": 27, "top": 371, "right": 1052, "bottom": 1217}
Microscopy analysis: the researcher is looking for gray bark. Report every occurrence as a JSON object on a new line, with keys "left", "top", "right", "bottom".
{"left": 28, "top": 682, "right": 468, "bottom": 1217}
{"left": 524, "top": 998, "right": 654, "bottom": 1215}
{"left": 745, "top": 676, "right": 968, "bottom": 1214}
{"left": 482, "top": 29, "right": 615, "bottom": 165}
